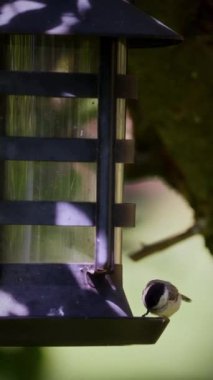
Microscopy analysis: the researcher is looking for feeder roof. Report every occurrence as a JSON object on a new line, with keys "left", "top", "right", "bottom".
{"left": 0, "top": 0, "right": 182, "bottom": 47}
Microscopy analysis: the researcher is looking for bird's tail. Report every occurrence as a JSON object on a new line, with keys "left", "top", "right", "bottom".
{"left": 181, "top": 294, "right": 191, "bottom": 302}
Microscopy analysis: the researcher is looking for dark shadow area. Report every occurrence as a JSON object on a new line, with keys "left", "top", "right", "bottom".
{"left": 0, "top": 263, "right": 131, "bottom": 317}
{"left": 0, "top": 347, "right": 43, "bottom": 380}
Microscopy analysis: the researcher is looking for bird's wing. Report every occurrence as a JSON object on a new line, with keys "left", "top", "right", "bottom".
{"left": 166, "top": 282, "right": 179, "bottom": 301}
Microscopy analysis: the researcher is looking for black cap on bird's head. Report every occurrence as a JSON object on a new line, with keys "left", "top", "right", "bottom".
{"left": 143, "top": 282, "right": 166, "bottom": 310}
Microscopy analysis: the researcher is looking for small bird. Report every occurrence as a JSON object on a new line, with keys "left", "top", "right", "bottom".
{"left": 142, "top": 279, "right": 191, "bottom": 318}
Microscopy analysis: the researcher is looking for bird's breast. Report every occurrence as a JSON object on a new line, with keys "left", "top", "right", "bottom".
{"left": 152, "top": 294, "right": 182, "bottom": 317}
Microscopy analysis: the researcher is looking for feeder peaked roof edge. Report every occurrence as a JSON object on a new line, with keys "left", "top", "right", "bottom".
{"left": 0, "top": 0, "right": 182, "bottom": 47}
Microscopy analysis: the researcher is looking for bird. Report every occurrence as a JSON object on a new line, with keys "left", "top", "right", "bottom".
{"left": 142, "top": 279, "right": 191, "bottom": 318}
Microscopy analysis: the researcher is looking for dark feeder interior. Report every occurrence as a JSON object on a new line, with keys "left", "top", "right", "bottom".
{"left": 0, "top": 0, "right": 182, "bottom": 346}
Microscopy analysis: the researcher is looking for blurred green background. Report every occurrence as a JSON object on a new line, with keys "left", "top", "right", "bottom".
{"left": 1, "top": 179, "right": 213, "bottom": 379}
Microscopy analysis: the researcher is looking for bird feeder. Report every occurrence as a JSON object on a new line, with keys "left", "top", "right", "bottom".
{"left": 0, "top": 0, "right": 182, "bottom": 346}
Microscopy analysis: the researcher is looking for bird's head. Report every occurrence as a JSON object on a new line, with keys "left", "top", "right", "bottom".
{"left": 142, "top": 281, "right": 169, "bottom": 311}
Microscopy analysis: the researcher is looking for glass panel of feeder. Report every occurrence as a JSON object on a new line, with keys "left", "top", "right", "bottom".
{"left": 114, "top": 40, "right": 127, "bottom": 264}
{"left": 0, "top": 35, "right": 98, "bottom": 263}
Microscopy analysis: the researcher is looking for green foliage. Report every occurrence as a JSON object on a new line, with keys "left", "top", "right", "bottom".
{"left": 128, "top": 0, "right": 213, "bottom": 252}
{"left": 0, "top": 348, "right": 42, "bottom": 380}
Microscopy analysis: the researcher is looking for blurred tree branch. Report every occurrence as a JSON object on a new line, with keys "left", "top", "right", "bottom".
{"left": 130, "top": 220, "right": 205, "bottom": 261}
